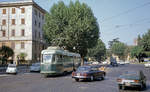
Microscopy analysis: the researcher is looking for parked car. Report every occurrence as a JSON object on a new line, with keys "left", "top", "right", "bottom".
{"left": 144, "top": 62, "right": 150, "bottom": 68}
{"left": 72, "top": 65, "right": 105, "bottom": 82}
{"left": 30, "top": 63, "right": 40, "bottom": 72}
{"left": 118, "top": 60, "right": 125, "bottom": 65}
{"left": 102, "top": 61, "right": 108, "bottom": 65}
{"left": 6, "top": 64, "right": 17, "bottom": 74}
{"left": 117, "top": 70, "right": 146, "bottom": 90}
{"left": 110, "top": 62, "right": 118, "bottom": 67}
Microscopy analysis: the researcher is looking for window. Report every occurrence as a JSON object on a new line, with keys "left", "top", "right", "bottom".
{"left": 12, "top": 8, "right": 15, "bottom": 14}
{"left": 2, "top": 9, "right": 6, "bottom": 14}
{"left": 34, "top": 20, "right": 37, "bottom": 26}
{"left": 21, "top": 42, "right": 25, "bottom": 49}
{"left": 11, "top": 29, "right": 15, "bottom": 36}
{"left": 34, "top": 9, "right": 37, "bottom": 16}
{"left": 42, "top": 15, "right": 44, "bottom": 20}
{"left": 21, "top": 8, "right": 25, "bottom": 13}
{"left": 12, "top": 19, "right": 15, "bottom": 25}
{"left": 2, "top": 19, "right": 6, "bottom": 25}
{"left": 35, "top": 31, "right": 36, "bottom": 38}
{"left": 21, "top": 29, "right": 25, "bottom": 36}
{"left": 11, "top": 42, "right": 15, "bottom": 49}
{"left": 2, "top": 30, "right": 6, "bottom": 37}
{"left": 39, "top": 22, "right": 40, "bottom": 28}
{"left": 21, "top": 18, "right": 25, "bottom": 24}
{"left": 39, "top": 32, "right": 40, "bottom": 38}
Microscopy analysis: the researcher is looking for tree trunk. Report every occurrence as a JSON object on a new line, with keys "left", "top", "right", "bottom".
{"left": 81, "top": 56, "right": 84, "bottom": 66}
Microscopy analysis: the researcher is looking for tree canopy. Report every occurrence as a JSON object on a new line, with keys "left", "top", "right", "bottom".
{"left": 111, "top": 42, "right": 127, "bottom": 59}
{"left": 130, "top": 46, "right": 144, "bottom": 62}
{"left": 43, "top": 1, "right": 100, "bottom": 58}
{"left": 87, "top": 39, "right": 106, "bottom": 61}
{"left": 0, "top": 46, "right": 14, "bottom": 64}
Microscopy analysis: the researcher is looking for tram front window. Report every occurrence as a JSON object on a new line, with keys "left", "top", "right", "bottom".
{"left": 43, "top": 54, "right": 53, "bottom": 63}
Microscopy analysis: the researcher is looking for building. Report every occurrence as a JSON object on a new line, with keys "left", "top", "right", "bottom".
{"left": 0, "top": 0, "right": 47, "bottom": 64}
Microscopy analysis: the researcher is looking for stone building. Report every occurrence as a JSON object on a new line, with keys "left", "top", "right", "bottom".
{"left": 0, "top": 0, "right": 47, "bottom": 64}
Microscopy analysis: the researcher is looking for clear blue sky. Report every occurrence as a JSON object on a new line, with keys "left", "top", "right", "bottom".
{"left": 1, "top": 0, "right": 150, "bottom": 48}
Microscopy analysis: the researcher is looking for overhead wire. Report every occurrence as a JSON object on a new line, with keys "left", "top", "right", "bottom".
{"left": 100, "top": 1, "right": 150, "bottom": 23}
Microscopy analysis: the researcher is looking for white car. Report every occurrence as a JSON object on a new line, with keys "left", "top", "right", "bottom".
{"left": 6, "top": 64, "right": 17, "bottom": 74}
{"left": 118, "top": 61, "right": 125, "bottom": 65}
{"left": 30, "top": 63, "right": 40, "bottom": 72}
{"left": 102, "top": 61, "right": 108, "bottom": 65}
{"left": 144, "top": 62, "right": 150, "bottom": 68}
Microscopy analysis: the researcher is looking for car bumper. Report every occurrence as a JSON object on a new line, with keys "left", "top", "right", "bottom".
{"left": 118, "top": 82, "right": 141, "bottom": 87}
{"left": 6, "top": 71, "right": 17, "bottom": 74}
{"left": 72, "top": 76, "right": 91, "bottom": 79}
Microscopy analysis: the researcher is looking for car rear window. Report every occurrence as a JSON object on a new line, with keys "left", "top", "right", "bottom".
{"left": 77, "top": 66, "right": 91, "bottom": 72}
{"left": 120, "top": 74, "right": 139, "bottom": 80}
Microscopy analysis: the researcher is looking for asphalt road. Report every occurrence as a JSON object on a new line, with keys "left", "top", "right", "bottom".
{"left": 0, "top": 64, "right": 149, "bottom": 92}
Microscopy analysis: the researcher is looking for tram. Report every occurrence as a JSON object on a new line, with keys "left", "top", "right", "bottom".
{"left": 40, "top": 46, "right": 81, "bottom": 77}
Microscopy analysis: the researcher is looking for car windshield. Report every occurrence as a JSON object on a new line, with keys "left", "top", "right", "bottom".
{"left": 77, "top": 66, "right": 91, "bottom": 72}
{"left": 42, "top": 54, "right": 53, "bottom": 63}
{"left": 8, "top": 64, "right": 16, "bottom": 68}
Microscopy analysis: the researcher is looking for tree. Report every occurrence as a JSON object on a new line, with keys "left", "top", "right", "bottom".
{"left": 43, "top": 1, "right": 99, "bottom": 64}
{"left": 87, "top": 39, "right": 106, "bottom": 62}
{"left": 139, "top": 30, "right": 150, "bottom": 51}
{"left": 17, "top": 53, "right": 27, "bottom": 64}
{"left": 130, "top": 46, "right": 144, "bottom": 62}
{"left": 137, "top": 30, "right": 150, "bottom": 57}
{"left": 0, "top": 46, "right": 14, "bottom": 65}
{"left": 111, "top": 42, "right": 127, "bottom": 59}
{"left": 108, "top": 38, "right": 120, "bottom": 48}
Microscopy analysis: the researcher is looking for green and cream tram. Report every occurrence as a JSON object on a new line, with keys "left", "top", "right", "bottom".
{"left": 40, "top": 46, "right": 81, "bottom": 77}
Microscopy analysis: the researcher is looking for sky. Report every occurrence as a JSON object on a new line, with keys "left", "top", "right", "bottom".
{"left": 1, "top": 0, "right": 150, "bottom": 48}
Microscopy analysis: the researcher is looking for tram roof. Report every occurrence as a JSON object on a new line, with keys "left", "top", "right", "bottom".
{"left": 41, "top": 49, "right": 80, "bottom": 57}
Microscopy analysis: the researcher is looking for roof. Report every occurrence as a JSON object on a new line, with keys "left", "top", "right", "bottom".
{"left": 0, "top": 0, "right": 47, "bottom": 14}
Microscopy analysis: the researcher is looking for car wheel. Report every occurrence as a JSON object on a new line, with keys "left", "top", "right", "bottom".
{"left": 101, "top": 74, "right": 105, "bottom": 80}
{"left": 118, "top": 85, "right": 122, "bottom": 90}
{"left": 75, "top": 78, "right": 79, "bottom": 82}
{"left": 122, "top": 85, "right": 125, "bottom": 90}
{"left": 138, "top": 85, "right": 143, "bottom": 91}
{"left": 143, "top": 83, "right": 146, "bottom": 89}
{"left": 44, "top": 74, "right": 48, "bottom": 78}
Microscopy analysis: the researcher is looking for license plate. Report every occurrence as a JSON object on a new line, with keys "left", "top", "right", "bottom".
{"left": 125, "top": 82, "right": 130, "bottom": 86}
{"left": 77, "top": 73, "right": 80, "bottom": 76}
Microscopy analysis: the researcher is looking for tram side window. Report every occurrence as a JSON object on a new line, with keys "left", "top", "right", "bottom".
{"left": 43, "top": 54, "right": 53, "bottom": 63}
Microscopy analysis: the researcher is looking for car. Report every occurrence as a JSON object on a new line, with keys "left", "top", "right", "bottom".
{"left": 102, "top": 61, "right": 108, "bottom": 65}
{"left": 144, "top": 62, "right": 150, "bottom": 68}
{"left": 72, "top": 65, "right": 106, "bottom": 82}
{"left": 117, "top": 70, "right": 146, "bottom": 90}
{"left": 92, "top": 61, "right": 99, "bottom": 65}
{"left": 6, "top": 64, "right": 17, "bottom": 74}
{"left": 124, "top": 61, "right": 130, "bottom": 64}
{"left": 30, "top": 63, "right": 40, "bottom": 72}
{"left": 110, "top": 62, "right": 118, "bottom": 67}
{"left": 118, "top": 61, "right": 125, "bottom": 65}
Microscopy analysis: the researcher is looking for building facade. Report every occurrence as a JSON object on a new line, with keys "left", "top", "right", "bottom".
{"left": 0, "top": 0, "right": 47, "bottom": 64}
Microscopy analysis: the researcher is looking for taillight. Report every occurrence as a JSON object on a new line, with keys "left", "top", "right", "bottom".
{"left": 117, "top": 78, "right": 122, "bottom": 82}
{"left": 134, "top": 80, "right": 139, "bottom": 83}
{"left": 72, "top": 72, "right": 76, "bottom": 76}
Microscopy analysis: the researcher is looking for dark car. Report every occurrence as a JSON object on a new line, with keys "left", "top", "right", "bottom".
{"left": 117, "top": 70, "right": 146, "bottom": 90}
{"left": 110, "top": 62, "right": 118, "bottom": 67}
{"left": 72, "top": 65, "right": 105, "bottom": 82}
